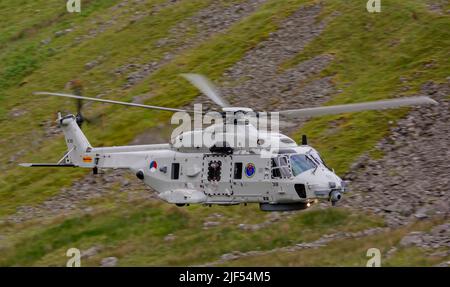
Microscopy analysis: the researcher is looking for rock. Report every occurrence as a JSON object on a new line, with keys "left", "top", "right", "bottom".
{"left": 8, "top": 108, "right": 27, "bottom": 118}
{"left": 54, "top": 30, "right": 65, "bottom": 37}
{"left": 121, "top": 179, "right": 131, "bottom": 187}
{"left": 85, "top": 60, "right": 99, "bottom": 70}
{"left": 40, "top": 38, "right": 51, "bottom": 45}
{"left": 430, "top": 223, "right": 450, "bottom": 236}
{"left": 400, "top": 232, "right": 424, "bottom": 247}
{"left": 203, "top": 221, "right": 220, "bottom": 228}
{"left": 100, "top": 257, "right": 118, "bottom": 267}
{"left": 295, "top": 242, "right": 326, "bottom": 249}
{"left": 382, "top": 204, "right": 398, "bottom": 213}
{"left": 238, "top": 223, "right": 246, "bottom": 230}
{"left": 427, "top": 2, "right": 445, "bottom": 14}
{"left": 414, "top": 212, "right": 428, "bottom": 220}
{"left": 85, "top": 56, "right": 104, "bottom": 70}
{"left": 54, "top": 29, "right": 73, "bottom": 37}
{"left": 363, "top": 228, "right": 382, "bottom": 236}
{"left": 208, "top": 213, "right": 223, "bottom": 219}
{"left": 81, "top": 245, "right": 102, "bottom": 259}
{"left": 342, "top": 80, "right": 450, "bottom": 227}
{"left": 429, "top": 250, "right": 449, "bottom": 257}
{"left": 238, "top": 223, "right": 262, "bottom": 231}
{"left": 266, "top": 212, "right": 282, "bottom": 222}
{"left": 83, "top": 207, "right": 94, "bottom": 213}
{"left": 386, "top": 247, "right": 397, "bottom": 258}
{"left": 156, "top": 38, "right": 169, "bottom": 47}
{"left": 434, "top": 261, "right": 450, "bottom": 267}
{"left": 350, "top": 161, "right": 364, "bottom": 171}
{"left": 220, "top": 251, "right": 242, "bottom": 261}
{"left": 164, "top": 234, "right": 176, "bottom": 242}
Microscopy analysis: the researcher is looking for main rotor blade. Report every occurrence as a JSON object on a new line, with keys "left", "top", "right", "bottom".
{"left": 181, "top": 73, "right": 229, "bottom": 108}
{"left": 277, "top": 96, "right": 437, "bottom": 118}
{"left": 33, "top": 92, "right": 188, "bottom": 113}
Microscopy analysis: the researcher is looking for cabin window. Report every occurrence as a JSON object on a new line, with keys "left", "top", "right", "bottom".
{"left": 234, "top": 162, "right": 243, "bottom": 179}
{"left": 171, "top": 163, "right": 180, "bottom": 180}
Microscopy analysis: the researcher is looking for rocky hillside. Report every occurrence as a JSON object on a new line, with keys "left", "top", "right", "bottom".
{"left": 0, "top": 0, "right": 449, "bottom": 266}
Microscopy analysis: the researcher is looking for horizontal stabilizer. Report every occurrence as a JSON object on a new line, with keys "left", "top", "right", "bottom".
{"left": 19, "top": 163, "right": 76, "bottom": 167}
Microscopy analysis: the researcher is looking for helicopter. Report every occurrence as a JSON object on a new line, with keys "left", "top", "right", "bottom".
{"left": 20, "top": 74, "right": 437, "bottom": 211}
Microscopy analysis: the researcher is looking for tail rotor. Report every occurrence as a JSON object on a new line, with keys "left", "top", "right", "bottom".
{"left": 68, "top": 79, "right": 102, "bottom": 128}
{"left": 75, "top": 98, "right": 84, "bottom": 128}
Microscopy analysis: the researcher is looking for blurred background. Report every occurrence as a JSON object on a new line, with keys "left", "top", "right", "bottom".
{"left": 0, "top": 0, "right": 448, "bottom": 266}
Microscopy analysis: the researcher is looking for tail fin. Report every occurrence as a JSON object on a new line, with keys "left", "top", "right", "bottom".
{"left": 19, "top": 113, "right": 93, "bottom": 168}
{"left": 58, "top": 113, "right": 93, "bottom": 166}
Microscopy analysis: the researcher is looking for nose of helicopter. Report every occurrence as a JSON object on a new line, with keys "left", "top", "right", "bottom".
{"left": 294, "top": 168, "right": 346, "bottom": 203}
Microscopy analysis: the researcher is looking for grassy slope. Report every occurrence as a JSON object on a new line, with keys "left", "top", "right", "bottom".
{"left": 0, "top": 0, "right": 124, "bottom": 112}
{"left": 0, "top": 0, "right": 334, "bottom": 266}
{"left": 222, "top": 218, "right": 450, "bottom": 266}
{"left": 0, "top": 0, "right": 448, "bottom": 266}
{"left": 0, "top": 0, "right": 211, "bottom": 214}
{"left": 0, "top": 0, "right": 311, "bottom": 215}
{"left": 285, "top": 0, "right": 450, "bottom": 174}
{"left": 0, "top": 203, "right": 383, "bottom": 266}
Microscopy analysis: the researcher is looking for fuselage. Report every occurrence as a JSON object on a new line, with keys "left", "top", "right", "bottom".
{"left": 87, "top": 133, "right": 345, "bottom": 211}
{"left": 55, "top": 115, "right": 346, "bottom": 211}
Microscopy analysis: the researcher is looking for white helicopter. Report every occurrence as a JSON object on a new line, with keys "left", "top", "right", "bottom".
{"left": 21, "top": 74, "right": 437, "bottom": 211}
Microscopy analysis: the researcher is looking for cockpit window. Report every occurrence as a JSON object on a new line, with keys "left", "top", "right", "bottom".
{"left": 290, "top": 154, "right": 316, "bottom": 176}
{"left": 271, "top": 156, "right": 291, "bottom": 179}
{"left": 279, "top": 156, "right": 288, "bottom": 166}
{"left": 308, "top": 149, "right": 334, "bottom": 171}
{"left": 309, "top": 150, "right": 324, "bottom": 165}
{"left": 309, "top": 154, "right": 322, "bottom": 166}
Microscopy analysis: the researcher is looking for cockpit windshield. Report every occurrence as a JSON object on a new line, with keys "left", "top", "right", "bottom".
{"left": 290, "top": 154, "right": 316, "bottom": 176}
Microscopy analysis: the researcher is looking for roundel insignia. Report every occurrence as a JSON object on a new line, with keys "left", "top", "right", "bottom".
{"left": 149, "top": 160, "right": 158, "bottom": 172}
{"left": 245, "top": 163, "right": 255, "bottom": 177}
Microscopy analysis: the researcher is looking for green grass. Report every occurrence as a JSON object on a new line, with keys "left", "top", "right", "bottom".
{"left": 0, "top": 201, "right": 189, "bottom": 266}
{"left": 0, "top": 0, "right": 124, "bottom": 114}
{"left": 221, "top": 219, "right": 449, "bottom": 266}
{"left": 0, "top": 206, "right": 383, "bottom": 266}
